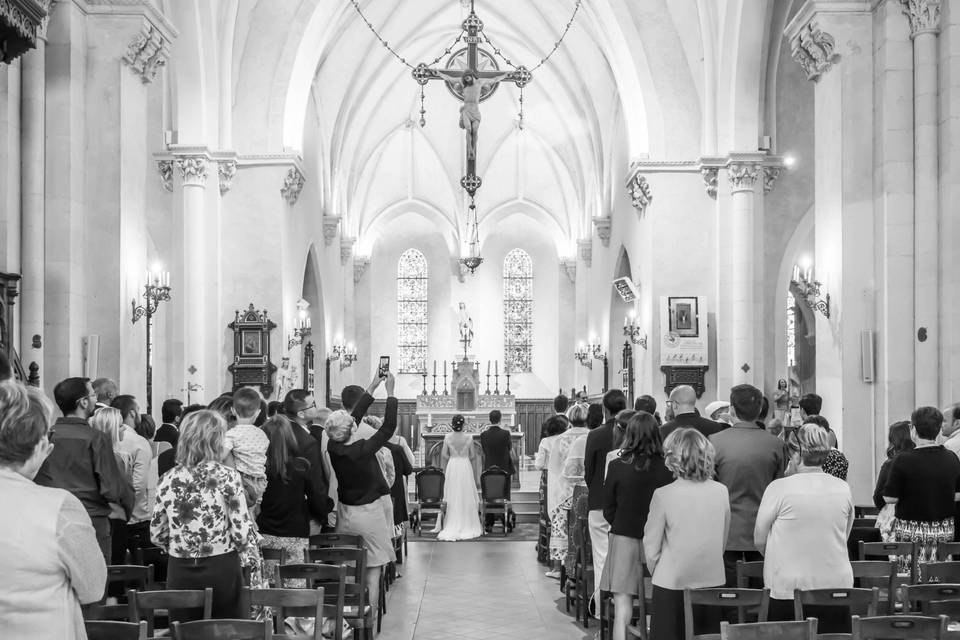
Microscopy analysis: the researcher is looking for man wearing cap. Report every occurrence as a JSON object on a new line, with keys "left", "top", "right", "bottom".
{"left": 36, "top": 377, "right": 134, "bottom": 562}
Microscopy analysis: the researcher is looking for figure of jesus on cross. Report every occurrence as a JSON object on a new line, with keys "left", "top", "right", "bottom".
{"left": 412, "top": 3, "right": 531, "bottom": 196}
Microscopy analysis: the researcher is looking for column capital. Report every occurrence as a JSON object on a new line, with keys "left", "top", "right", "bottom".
{"left": 175, "top": 156, "right": 208, "bottom": 187}
{"left": 217, "top": 160, "right": 237, "bottom": 194}
{"left": 353, "top": 256, "right": 370, "bottom": 283}
{"left": 727, "top": 162, "right": 761, "bottom": 193}
{"left": 322, "top": 214, "right": 341, "bottom": 246}
{"left": 340, "top": 237, "right": 355, "bottom": 265}
{"left": 701, "top": 167, "right": 719, "bottom": 199}
{"left": 900, "top": 0, "right": 940, "bottom": 37}
{"left": 281, "top": 167, "right": 305, "bottom": 205}
{"left": 577, "top": 239, "right": 592, "bottom": 268}
{"left": 789, "top": 19, "right": 839, "bottom": 81}
{"left": 762, "top": 166, "right": 783, "bottom": 195}
{"left": 592, "top": 216, "right": 611, "bottom": 248}
{"left": 560, "top": 259, "right": 577, "bottom": 284}
{"left": 625, "top": 172, "right": 652, "bottom": 215}
{"left": 122, "top": 20, "right": 169, "bottom": 83}
{"left": 157, "top": 160, "right": 173, "bottom": 192}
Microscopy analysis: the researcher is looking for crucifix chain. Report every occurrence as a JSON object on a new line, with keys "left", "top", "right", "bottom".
{"left": 348, "top": 0, "right": 466, "bottom": 69}
{"left": 480, "top": 0, "right": 583, "bottom": 72}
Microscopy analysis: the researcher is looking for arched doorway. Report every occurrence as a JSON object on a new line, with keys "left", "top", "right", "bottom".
{"left": 609, "top": 246, "right": 636, "bottom": 404}
{"left": 300, "top": 245, "right": 326, "bottom": 405}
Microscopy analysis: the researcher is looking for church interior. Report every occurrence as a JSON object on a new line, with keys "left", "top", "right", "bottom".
{"left": 1, "top": 0, "right": 959, "bottom": 638}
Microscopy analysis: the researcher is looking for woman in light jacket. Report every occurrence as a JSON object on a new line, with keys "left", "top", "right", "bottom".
{"left": 644, "top": 428, "right": 729, "bottom": 640}
{"left": 0, "top": 380, "right": 106, "bottom": 640}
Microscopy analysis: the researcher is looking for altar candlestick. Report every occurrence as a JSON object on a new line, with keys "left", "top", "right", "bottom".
{"left": 433, "top": 360, "right": 437, "bottom": 375}
{"left": 487, "top": 360, "right": 490, "bottom": 375}
{"left": 495, "top": 360, "right": 498, "bottom": 375}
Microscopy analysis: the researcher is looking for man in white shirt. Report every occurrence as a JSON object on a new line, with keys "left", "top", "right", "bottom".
{"left": 110, "top": 394, "right": 154, "bottom": 556}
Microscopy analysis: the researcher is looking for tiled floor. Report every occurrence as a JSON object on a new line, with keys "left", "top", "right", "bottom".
{"left": 379, "top": 541, "right": 590, "bottom": 640}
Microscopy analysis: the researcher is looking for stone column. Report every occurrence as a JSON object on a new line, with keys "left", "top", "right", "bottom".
{"left": 20, "top": 36, "right": 44, "bottom": 385}
{"left": 901, "top": 0, "right": 941, "bottom": 406}
{"left": 175, "top": 156, "right": 210, "bottom": 395}
{"left": 726, "top": 159, "right": 761, "bottom": 387}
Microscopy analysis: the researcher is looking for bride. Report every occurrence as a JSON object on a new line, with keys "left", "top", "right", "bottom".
{"left": 436, "top": 414, "right": 483, "bottom": 541}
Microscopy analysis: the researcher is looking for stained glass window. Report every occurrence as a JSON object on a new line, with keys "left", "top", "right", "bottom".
{"left": 503, "top": 248, "right": 533, "bottom": 372}
{"left": 397, "top": 249, "right": 428, "bottom": 373}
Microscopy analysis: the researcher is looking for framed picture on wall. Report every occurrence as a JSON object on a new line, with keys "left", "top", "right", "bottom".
{"left": 241, "top": 330, "right": 262, "bottom": 356}
{"left": 668, "top": 297, "right": 699, "bottom": 337}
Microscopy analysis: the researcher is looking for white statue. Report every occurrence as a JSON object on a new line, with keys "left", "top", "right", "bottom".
{"left": 435, "top": 69, "right": 511, "bottom": 161}
{"left": 458, "top": 302, "right": 474, "bottom": 346}
{"left": 276, "top": 356, "right": 299, "bottom": 400}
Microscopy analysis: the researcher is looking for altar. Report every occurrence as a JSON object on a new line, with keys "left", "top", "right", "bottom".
{"left": 416, "top": 358, "right": 522, "bottom": 488}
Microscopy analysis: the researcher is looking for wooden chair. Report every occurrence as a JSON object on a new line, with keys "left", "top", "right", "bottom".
{"left": 242, "top": 587, "right": 336, "bottom": 640}
{"left": 564, "top": 510, "right": 593, "bottom": 627}
{"left": 935, "top": 542, "right": 960, "bottom": 561}
{"left": 411, "top": 467, "right": 446, "bottom": 535}
{"left": 922, "top": 561, "right": 960, "bottom": 584}
{"left": 133, "top": 546, "right": 168, "bottom": 587}
{"left": 260, "top": 547, "right": 287, "bottom": 587}
{"left": 792, "top": 587, "right": 879, "bottom": 633}
{"left": 684, "top": 588, "right": 770, "bottom": 640}
{"left": 309, "top": 532, "right": 365, "bottom": 548}
{"left": 479, "top": 466, "right": 514, "bottom": 535}
{"left": 278, "top": 564, "right": 357, "bottom": 640}
{"left": 904, "top": 583, "right": 960, "bottom": 613}
{"left": 84, "top": 620, "right": 147, "bottom": 640}
{"left": 927, "top": 599, "right": 960, "bottom": 622}
{"left": 735, "top": 560, "right": 764, "bottom": 589}
{"left": 720, "top": 618, "right": 817, "bottom": 640}
{"left": 170, "top": 619, "right": 271, "bottom": 640}
{"left": 859, "top": 541, "right": 917, "bottom": 584}
{"left": 306, "top": 546, "right": 366, "bottom": 585}
{"left": 87, "top": 565, "right": 155, "bottom": 621}
{"left": 855, "top": 506, "right": 881, "bottom": 518}
{"left": 853, "top": 518, "right": 877, "bottom": 529}
{"left": 850, "top": 614, "right": 948, "bottom": 639}
{"left": 851, "top": 561, "right": 898, "bottom": 615}
{"left": 128, "top": 588, "right": 213, "bottom": 637}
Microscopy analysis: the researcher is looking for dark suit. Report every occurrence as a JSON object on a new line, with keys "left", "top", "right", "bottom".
{"left": 660, "top": 412, "right": 726, "bottom": 440}
{"left": 583, "top": 420, "right": 616, "bottom": 510}
{"left": 155, "top": 423, "right": 179, "bottom": 449}
{"left": 290, "top": 423, "right": 335, "bottom": 525}
{"left": 480, "top": 424, "right": 514, "bottom": 475}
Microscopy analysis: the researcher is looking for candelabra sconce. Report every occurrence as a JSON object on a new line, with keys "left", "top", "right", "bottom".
{"left": 287, "top": 299, "right": 312, "bottom": 350}
{"left": 791, "top": 264, "right": 830, "bottom": 319}
{"left": 623, "top": 313, "right": 648, "bottom": 349}
{"left": 328, "top": 342, "right": 358, "bottom": 371}
{"left": 131, "top": 266, "right": 172, "bottom": 415}
{"left": 574, "top": 342, "right": 593, "bottom": 369}
{"left": 591, "top": 342, "right": 606, "bottom": 362}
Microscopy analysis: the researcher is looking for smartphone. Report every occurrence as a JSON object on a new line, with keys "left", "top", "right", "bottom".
{"left": 378, "top": 356, "right": 390, "bottom": 379}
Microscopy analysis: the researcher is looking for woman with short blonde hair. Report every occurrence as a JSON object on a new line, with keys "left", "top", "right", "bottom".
{"left": 91, "top": 407, "right": 134, "bottom": 566}
{"left": 151, "top": 409, "right": 260, "bottom": 619}
{"left": 644, "top": 428, "right": 729, "bottom": 640}
{"left": 324, "top": 410, "right": 354, "bottom": 444}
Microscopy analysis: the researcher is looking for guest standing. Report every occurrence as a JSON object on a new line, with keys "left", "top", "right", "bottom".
{"left": 582, "top": 389, "right": 627, "bottom": 602}
{"left": 754, "top": 424, "right": 854, "bottom": 627}
{"left": 535, "top": 415, "right": 569, "bottom": 564}
{"left": 660, "top": 384, "right": 724, "bottom": 440}
{"left": 90, "top": 408, "right": 134, "bottom": 566}
{"left": 547, "top": 404, "right": 591, "bottom": 579}
{"left": 645, "top": 428, "right": 729, "bottom": 640}
{"left": 151, "top": 410, "right": 261, "bottom": 619}
{"left": 601, "top": 412, "right": 674, "bottom": 640}
{"left": 156, "top": 398, "right": 183, "bottom": 449}
{"left": 709, "top": 384, "right": 786, "bottom": 586}
{"left": 0, "top": 381, "right": 107, "bottom": 640}
{"left": 883, "top": 406, "right": 960, "bottom": 567}
{"left": 111, "top": 395, "right": 154, "bottom": 557}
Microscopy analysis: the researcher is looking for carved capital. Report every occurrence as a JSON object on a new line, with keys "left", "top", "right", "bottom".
{"left": 175, "top": 156, "right": 208, "bottom": 186}
{"left": 340, "top": 237, "right": 355, "bottom": 265}
{"left": 627, "top": 174, "right": 652, "bottom": 214}
{"left": 790, "top": 21, "right": 838, "bottom": 81}
{"left": 157, "top": 160, "right": 173, "bottom": 192}
{"left": 577, "top": 239, "right": 592, "bottom": 268}
{"left": 701, "top": 167, "right": 718, "bottom": 199}
{"left": 281, "top": 167, "right": 305, "bottom": 205}
{"left": 353, "top": 256, "right": 370, "bottom": 283}
{"left": 592, "top": 216, "right": 611, "bottom": 248}
{"left": 560, "top": 259, "right": 577, "bottom": 284}
{"left": 727, "top": 162, "right": 760, "bottom": 193}
{"left": 762, "top": 166, "right": 782, "bottom": 195}
{"left": 901, "top": 0, "right": 940, "bottom": 37}
{"left": 322, "top": 214, "right": 341, "bottom": 246}
{"left": 217, "top": 160, "right": 237, "bottom": 195}
{"left": 122, "top": 21, "right": 169, "bottom": 83}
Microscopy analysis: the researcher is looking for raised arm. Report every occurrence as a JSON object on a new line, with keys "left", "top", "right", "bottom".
{"left": 344, "top": 373, "right": 398, "bottom": 457}
{"left": 352, "top": 373, "right": 382, "bottom": 423}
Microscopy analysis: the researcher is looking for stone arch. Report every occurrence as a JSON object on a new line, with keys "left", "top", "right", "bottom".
{"left": 300, "top": 242, "right": 327, "bottom": 401}
{"left": 609, "top": 245, "right": 636, "bottom": 364}
{"left": 773, "top": 205, "right": 815, "bottom": 400}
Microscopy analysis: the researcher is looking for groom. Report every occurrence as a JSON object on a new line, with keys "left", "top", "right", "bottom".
{"left": 479, "top": 410, "right": 514, "bottom": 531}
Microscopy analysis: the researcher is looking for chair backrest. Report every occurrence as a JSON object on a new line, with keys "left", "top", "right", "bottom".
{"left": 306, "top": 546, "right": 367, "bottom": 583}
{"left": 904, "top": 584, "right": 960, "bottom": 614}
{"left": 277, "top": 563, "right": 347, "bottom": 606}
{"left": 859, "top": 541, "right": 917, "bottom": 583}
{"left": 129, "top": 588, "right": 213, "bottom": 636}
{"left": 684, "top": 588, "right": 770, "bottom": 639}
{"left": 309, "top": 532, "right": 365, "bottom": 548}
{"left": 735, "top": 560, "right": 764, "bottom": 588}
{"left": 170, "top": 619, "right": 271, "bottom": 640}
{"left": 105, "top": 565, "right": 154, "bottom": 592}
{"left": 850, "top": 614, "right": 948, "bottom": 639}
{"left": 720, "top": 618, "right": 817, "bottom": 640}
{"left": 935, "top": 542, "right": 960, "bottom": 561}
{"left": 852, "top": 518, "right": 877, "bottom": 529}
{"left": 850, "top": 560, "right": 899, "bottom": 615}
{"left": 855, "top": 505, "right": 880, "bottom": 518}
{"left": 416, "top": 467, "right": 445, "bottom": 502}
{"left": 133, "top": 547, "right": 168, "bottom": 586}
{"left": 793, "top": 587, "right": 879, "bottom": 621}
{"left": 242, "top": 587, "right": 335, "bottom": 640}
{"left": 84, "top": 620, "right": 148, "bottom": 640}
{"left": 922, "top": 562, "right": 960, "bottom": 584}
{"left": 927, "top": 599, "right": 960, "bottom": 621}
{"left": 260, "top": 547, "right": 286, "bottom": 564}
{"left": 480, "top": 466, "right": 510, "bottom": 501}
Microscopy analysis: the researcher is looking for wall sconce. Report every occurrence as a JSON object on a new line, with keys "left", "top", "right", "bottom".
{"left": 791, "top": 263, "right": 830, "bottom": 318}
{"left": 287, "top": 298, "right": 312, "bottom": 349}
{"left": 132, "top": 265, "right": 172, "bottom": 415}
{"left": 574, "top": 341, "right": 593, "bottom": 369}
{"left": 590, "top": 337, "right": 606, "bottom": 362}
{"left": 623, "top": 311, "right": 647, "bottom": 349}
{"left": 329, "top": 341, "right": 358, "bottom": 371}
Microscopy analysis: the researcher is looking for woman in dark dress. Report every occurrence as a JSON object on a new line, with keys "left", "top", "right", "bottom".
{"left": 872, "top": 421, "right": 914, "bottom": 541}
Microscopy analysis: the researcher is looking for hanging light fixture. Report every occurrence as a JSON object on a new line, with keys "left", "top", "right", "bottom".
{"left": 459, "top": 201, "right": 484, "bottom": 274}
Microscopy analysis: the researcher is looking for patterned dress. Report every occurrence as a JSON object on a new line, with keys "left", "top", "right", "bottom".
{"left": 547, "top": 428, "right": 589, "bottom": 561}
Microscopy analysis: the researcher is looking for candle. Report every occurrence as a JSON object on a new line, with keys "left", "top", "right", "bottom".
{"left": 444, "top": 361, "right": 447, "bottom": 375}
{"left": 792, "top": 265, "right": 799, "bottom": 281}
{"left": 495, "top": 360, "right": 498, "bottom": 375}
{"left": 624, "top": 315, "right": 628, "bottom": 328}
{"left": 487, "top": 360, "right": 490, "bottom": 375}
{"left": 433, "top": 360, "right": 437, "bottom": 375}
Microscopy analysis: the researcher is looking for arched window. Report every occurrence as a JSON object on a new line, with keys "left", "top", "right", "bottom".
{"left": 503, "top": 248, "right": 533, "bottom": 372}
{"left": 397, "top": 249, "right": 428, "bottom": 373}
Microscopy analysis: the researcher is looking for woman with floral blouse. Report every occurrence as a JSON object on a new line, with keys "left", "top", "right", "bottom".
{"left": 151, "top": 409, "right": 260, "bottom": 619}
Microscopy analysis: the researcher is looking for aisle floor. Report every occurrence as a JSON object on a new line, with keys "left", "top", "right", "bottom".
{"left": 378, "top": 541, "right": 589, "bottom": 640}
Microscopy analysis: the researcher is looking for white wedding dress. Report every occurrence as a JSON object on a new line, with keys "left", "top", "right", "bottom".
{"left": 437, "top": 433, "right": 483, "bottom": 541}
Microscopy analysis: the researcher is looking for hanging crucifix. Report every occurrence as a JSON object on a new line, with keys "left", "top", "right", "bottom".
{"left": 412, "top": 1, "right": 531, "bottom": 198}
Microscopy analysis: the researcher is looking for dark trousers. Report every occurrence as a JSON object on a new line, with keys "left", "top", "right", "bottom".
{"left": 110, "top": 518, "right": 129, "bottom": 564}
{"left": 127, "top": 520, "right": 151, "bottom": 552}
{"left": 167, "top": 551, "right": 244, "bottom": 620}
{"left": 723, "top": 549, "right": 763, "bottom": 587}
{"left": 650, "top": 585, "right": 722, "bottom": 640}
{"left": 91, "top": 516, "right": 111, "bottom": 565}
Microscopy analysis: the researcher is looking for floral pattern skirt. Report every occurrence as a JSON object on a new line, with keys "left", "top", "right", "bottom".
{"left": 893, "top": 517, "right": 954, "bottom": 579}
{"left": 537, "top": 470, "right": 550, "bottom": 563}
{"left": 548, "top": 496, "right": 573, "bottom": 562}
{"left": 260, "top": 534, "right": 308, "bottom": 588}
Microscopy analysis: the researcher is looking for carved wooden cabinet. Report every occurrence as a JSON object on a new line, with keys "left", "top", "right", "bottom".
{"left": 227, "top": 304, "right": 277, "bottom": 397}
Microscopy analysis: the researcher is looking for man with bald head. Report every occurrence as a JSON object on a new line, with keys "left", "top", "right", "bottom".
{"left": 660, "top": 385, "right": 725, "bottom": 440}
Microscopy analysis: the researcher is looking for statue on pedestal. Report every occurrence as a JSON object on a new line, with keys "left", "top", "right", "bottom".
{"left": 458, "top": 301, "right": 474, "bottom": 359}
